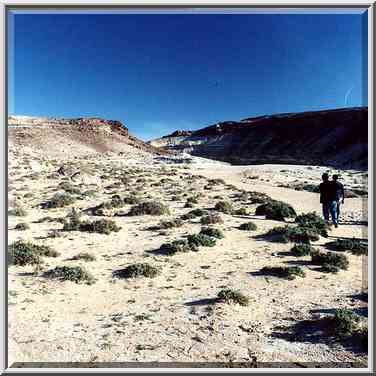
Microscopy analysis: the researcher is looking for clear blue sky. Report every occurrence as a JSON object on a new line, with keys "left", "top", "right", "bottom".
{"left": 8, "top": 10, "right": 368, "bottom": 140}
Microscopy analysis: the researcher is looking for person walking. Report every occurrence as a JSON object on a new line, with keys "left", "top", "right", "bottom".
{"left": 332, "top": 174, "right": 345, "bottom": 222}
{"left": 319, "top": 173, "right": 338, "bottom": 227}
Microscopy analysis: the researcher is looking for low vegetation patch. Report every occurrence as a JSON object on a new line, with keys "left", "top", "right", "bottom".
{"left": 200, "top": 213, "right": 223, "bottom": 225}
{"left": 264, "top": 225, "right": 320, "bottom": 244}
{"left": 295, "top": 212, "right": 330, "bottom": 237}
{"left": 214, "top": 201, "right": 233, "bottom": 214}
{"left": 113, "top": 263, "right": 160, "bottom": 279}
{"left": 42, "top": 193, "right": 76, "bottom": 209}
{"left": 217, "top": 288, "right": 249, "bottom": 306}
{"left": 187, "top": 233, "right": 217, "bottom": 247}
{"left": 70, "top": 252, "right": 96, "bottom": 262}
{"left": 14, "top": 222, "right": 30, "bottom": 231}
{"left": 181, "top": 208, "right": 208, "bottom": 220}
{"left": 199, "top": 227, "right": 224, "bottom": 239}
{"left": 239, "top": 222, "right": 257, "bottom": 231}
{"left": 44, "top": 265, "right": 95, "bottom": 284}
{"left": 128, "top": 201, "right": 170, "bottom": 216}
{"left": 78, "top": 219, "right": 121, "bottom": 235}
{"left": 260, "top": 265, "right": 306, "bottom": 280}
{"left": 150, "top": 218, "right": 183, "bottom": 230}
{"left": 255, "top": 200, "right": 296, "bottom": 221}
{"left": 311, "top": 250, "right": 349, "bottom": 272}
{"left": 325, "top": 238, "right": 367, "bottom": 255}
{"left": 291, "top": 243, "right": 314, "bottom": 257}
{"left": 158, "top": 239, "right": 194, "bottom": 255}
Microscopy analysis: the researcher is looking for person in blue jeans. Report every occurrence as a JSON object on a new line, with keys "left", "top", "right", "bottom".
{"left": 319, "top": 173, "right": 338, "bottom": 227}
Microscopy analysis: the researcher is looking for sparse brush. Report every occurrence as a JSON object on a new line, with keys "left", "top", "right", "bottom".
{"left": 248, "top": 191, "right": 272, "bottom": 204}
{"left": 291, "top": 243, "right": 314, "bottom": 257}
{"left": 181, "top": 208, "right": 208, "bottom": 220}
{"left": 14, "top": 222, "right": 30, "bottom": 231}
{"left": 208, "top": 178, "right": 226, "bottom": 185}
{"left": 128, "top": 201, "right": 170, "bottom": 216}
{"left": 217, "top": 288, "right": 249, "bottom": 306}
{"left": 186, "top": 196, "right": 199, "bottom": 204}
{"left": 332, "top": 309, "right": 362, "bottom": 338}
{"left": 200, "top": 227, "right": 224, "bottom": 239}
{"left": 158, "top": 240, "right": 195, "bottom": 255}
{"left": 113, "top": 263, "right": 160, "bottom": 279}
{"left": 295, "top": 212, "right": 330, "bottom": 237}
{"left": 255, "top": 200, "right": 296, "bottom": 221}
{"left": 62, "top": 208, "right": 82, "bottom": 231}
{"left": 325, "top": 238, "right": 367, "bottom": 255}
{"left": 214, "top": 201, "right": 234, "bottom": 214}
{"left": 151, "top": 218, "right": 183, "bottom": 230}
{"left": 58, "top": 182, "right": 81, "bottom": 195}
{"left": 42, "top": 193, "right": 76, "bottom": 209}
{"left": 311, "top": 250, "right": 349, "bottom": 271}
{"left": 70, "top": 252, "right": 96, "bottom": 262}
{"left": 200, "top": 213, "right": 223, "bottom": 225}
{"left": 123, "top": 195, "right": 140, "bottom": 205}
{"left": 239, "top": 222, "right": 257, "bottom": 231}
{"left": 187, "top": 233, "right": 217, "bottom": 247}
{"left": 78, "top": 219, "right": 121, "bottom": 235}
{"left": 260, "top": 265, "right": 306, "bottom": 280}
{"left": 8, "top": 206, "right": 28, "bottom": 217}
{"left": 44, "top": 265, "right": 95, "bottom": 284}
{"left": 264, "top": 225, "right": 320, "bottom": 244}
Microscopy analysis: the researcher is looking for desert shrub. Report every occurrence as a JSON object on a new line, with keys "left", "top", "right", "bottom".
{"left": 151, "top": 218, "right": 183, "bottom": 230}
{"left": 291, "top": 243, "right": 314, "bottom": 257}
{"left": 113, "top": 263, "right": 160, "bottom": 279}
{"left": 79, "top": 219, "right": 121, "bottom": 235}
{"left": 200, "top": 227, "right": 224, "bottom": 239}
{"left": 101, "top": 195, "right": 125, "bottom": 209}
{"left": 217, "top": 289, "right": 249, "bottom": 306}
{"left": 200, "top": 213, "right": 223, "bottom": 225}
{"left": 255, "top": 200, "right": 296, "bottom": 221}
{"left": 260, "top": 266, "right": 306, "bottom": 280}
{"left": 158, "top": 240, "right": 195, "bottom": 255}
{"left": 70, "top": 252, "right": 96, "bottom": 262}
{"left": 128, "top": 201, "right": 170, "bottom": 216}
{"left": 187, "top": 233, "right": 216, "bottom": 247}
{"left": 325, "top": 238, "right": 367, "bottom": 255}
{"left": 311, "top": 250, "right": 349, "bottom": 272}
{"left": 14, "top": 222, "right": 30, "bottom": 231}
{"left": 209, "top": 178, "right": 226, "bottom": 185}
{"left": 239, "top": 222, "right": 257, "bottom": 231}
{"left": 332, "top": 309, "right": 362, "bottom": 337}
{"left": 186, "top": 196, "right": 199, "bottom": 205}
{"left": 264, "top": 225, "right": 319, "bottom": 244}
{"left": 47, "top": 229, "right": 63, "bottom": 238}
{"left": 43, "top": 193, "right": 76, "bottom": 209}
{"left": 44, "top": 265, "right": 95, "bottom": 284}
{"left": 214, "top": 201, "right": 233, "bottom": 214}
{"left": 8, "top": 241, "right": 43, "bottom": 266}
{"left": 248, "top": 191, "right": 271, "bottom": 204}
{"left": 82, "top": 190, "right": 97, "bottom": 198}
{"left": 8, "top": 205, "right": 28, "bottom": 217}
{"left": 62, "top": 208, "right": 82, "bottom": 231}
{"left": 181, "top": 208, "right": 208, "bottom": 220}
{"left": 295, "top": 212, "right": 330, "bottom": 237}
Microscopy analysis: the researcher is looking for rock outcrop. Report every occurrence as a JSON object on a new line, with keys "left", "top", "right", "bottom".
{"left": 150, "top": 107, "right": 368, "bottom": 169}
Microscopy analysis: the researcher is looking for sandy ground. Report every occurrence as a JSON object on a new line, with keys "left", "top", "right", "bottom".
{"left": 8, "top": 150, "right": 368, "bottom": 367}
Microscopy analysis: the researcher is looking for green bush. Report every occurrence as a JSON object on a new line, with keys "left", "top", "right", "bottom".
{"left": 123, "top": 195, "right": 140, "bottom": 205}
{"left": 181, "top": 209, "right": 208, "bottom": 220}
{"left": 217, "top": 289, "right": 249, "bottom": 306}
{"left": 113, "top": 263, "right": 160, "bottom": 278}
{"left": 8, "top": 241, "right": 43, "bottom": 266}
{"left": 14, "top": 222, "right": 30, "bottom": 231}
{"left": 214, "top": 201, "right": 233, "bottom": 214}
{"left": 128, "top": 201, "right": 170, "bottom": 216}
{"left": 260, "top": 265, "right": 306, "bottom": 280}
{"left": 332, "top": 309, "right": 361, "bottom": 337}
{"left": 43, "top": 193, "right": 76, "bottom": 209}
{"left": 58, "top": 182, "right": 81, "bottom": 195}
{"left": 265, "top": 225, "right": 320, "bottom": 243}
{"left": 79, "top": 219, "right": 121, "bottom": 235}
{"left": 311, "top": 250, "right": 349, "bottom": 271}
{"left": 325, "top": 238, "right": 367, "bottom": 255}
{"left": 295, "top": 212, "right": 330, "bottom": 237}
{"left": 152, "top": 218, "right": 183, "bottom": 230}
{"left": 200, "top": 227, "right": 224, "bottom": 239}
{"left": 70, "top": 252, "right": 96, "bottom": 262}
{"left": 239, "top": 222, "right": 257, "bottom": 231}
{"left": 255, "top": 200, "right": 296, "bottom": 221}
{"left": 62, "top": 208, "right": 82, "bottom": 231}
{"left": 44, "top": 266, "right": 95, "bottom": 284}
{"left": 158, "top": 239, "right": 195, "bottom": 255}
{"left": 291, "top": 243, "right": 314, "bottom": 257}
{"left": 234, "top": 208, "right": 248, "bottom": 215}
{"left": 187, "top": 233, "right": 216, "bottom": 247}
{"left": 200, "top": 213, "right": 223, "bottom": 225}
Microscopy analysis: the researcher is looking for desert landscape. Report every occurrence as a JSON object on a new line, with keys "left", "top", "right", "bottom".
{"left": 7, "top": 113, "right": 368, "bottom": 367}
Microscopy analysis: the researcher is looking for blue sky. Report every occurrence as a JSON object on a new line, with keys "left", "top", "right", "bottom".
{"left": 8, "top": 10, "right": 368, "bottom": 140}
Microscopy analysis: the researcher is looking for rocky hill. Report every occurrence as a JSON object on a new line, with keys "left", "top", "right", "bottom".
{"left": 8, "top": 115, "right": 168, "bottom": 158}
{"left": 150, "top": 107, "right": 368, "bottom": 169}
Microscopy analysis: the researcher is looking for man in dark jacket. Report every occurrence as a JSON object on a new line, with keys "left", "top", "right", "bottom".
{"left": 332, "top": 174, "right": 345, "bottom": 221}
{"left": 319, "top": 173, "right": 338, "bottom": 227}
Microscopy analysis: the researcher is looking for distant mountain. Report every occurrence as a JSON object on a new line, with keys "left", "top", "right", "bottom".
{"left": 8, "top": 115, "right": 168, "bottom": 158}
{"left": 149, "top": 107, "right": 368, "bottom": 169}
